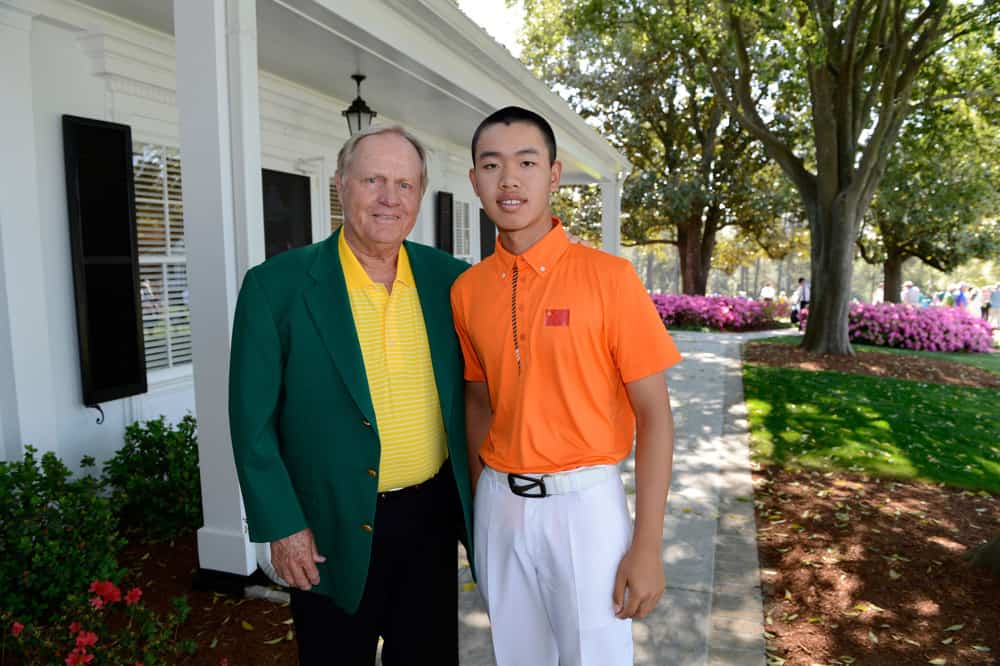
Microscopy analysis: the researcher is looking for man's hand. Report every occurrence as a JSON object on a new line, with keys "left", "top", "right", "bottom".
{"left": 271, "top": 528, "right": 326, "bottom": 591}
{"left": 612, "top": 544, "right": 665, "bottom": 619}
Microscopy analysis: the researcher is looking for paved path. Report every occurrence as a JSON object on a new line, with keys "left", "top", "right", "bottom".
{"left": 458, "top": 330, "right": 791, "bottom": 665}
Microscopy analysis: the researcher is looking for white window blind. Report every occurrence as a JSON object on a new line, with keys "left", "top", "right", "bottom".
{"left": 330, "top": 178, "right": 344, "bottom": 233}
{"left": 453, "top": 200, "right": 473, "bottom": 262}
{"left": 133, "top": 143, "right": 192, "bottom": 372}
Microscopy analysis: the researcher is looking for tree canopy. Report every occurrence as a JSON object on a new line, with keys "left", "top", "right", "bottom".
{"left": 858, "top": 34, "right": 1000, "bottom": 302}
{"left": 688, "top": 0, "right": 999, "bottom": 353}
{"left": 520, "top": 0, "right": 793, "bottom": 293}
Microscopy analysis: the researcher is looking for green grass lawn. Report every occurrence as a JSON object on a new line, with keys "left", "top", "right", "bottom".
{"left": 755, "top": 334, "right": 1000, "bottom": 375}
{"left": 743, "top": 363, "right": 1000, "bottom": 492}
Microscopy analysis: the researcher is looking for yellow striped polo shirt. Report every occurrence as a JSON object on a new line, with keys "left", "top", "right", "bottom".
{"left": 339, "top": 232, "right": 447, "bottom": 491}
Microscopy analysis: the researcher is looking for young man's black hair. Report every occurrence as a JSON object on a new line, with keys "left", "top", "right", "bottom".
{"left": 470, "top": 106, "right": 557, "bottom": 165}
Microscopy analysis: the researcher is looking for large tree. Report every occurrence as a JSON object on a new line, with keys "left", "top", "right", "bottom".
{"left": 520, "top": 0, "right": 787, "bottom": 294}
{"left": 858, "top": 38, "right": 1000, "bottom": 302}
{"left": 691, "top": 0, "right": 999, "bottom": 353}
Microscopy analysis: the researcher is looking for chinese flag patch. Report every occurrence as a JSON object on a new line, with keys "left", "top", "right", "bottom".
{"left": 544, "top": 308, "right": 570, "bottom": 326}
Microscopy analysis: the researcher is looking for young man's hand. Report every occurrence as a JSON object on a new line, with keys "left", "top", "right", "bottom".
{"left": 612, "top": 543, "right": 665, "bottom": 619}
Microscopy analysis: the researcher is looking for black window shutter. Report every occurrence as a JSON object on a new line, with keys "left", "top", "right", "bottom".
{"left": 479, "top": 208, "right": 496, "bottom": 258}
{"left": 62, "top": 115, "right": 147, "bottom": 405}
{"left": 262, "top": 168, "right": 312, "bottom": 259}
{"left": 435, "top": 191, "right": 454, "bottom": 253}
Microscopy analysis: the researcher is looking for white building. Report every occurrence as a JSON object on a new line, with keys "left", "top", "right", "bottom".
{"left": 0, "top": 0, "right": 628, "bottom": 579}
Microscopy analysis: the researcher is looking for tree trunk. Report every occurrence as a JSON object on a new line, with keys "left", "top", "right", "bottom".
{"left": 676, "top": 216, "right": 714, "bottom": 295}
{"left": 883, "top": 251, "right": 904, "bottom": 304}
{"left": 644, "top": 250, "right": 655, "bottom": 291}
{"left": 752, "top": 257, "right": 761, "bottom": 298}
{"left": 965, "top": 534, "right": 1000, "bottom": 577}
{"left": 800, "top": 195, "right": 856, "bottom": 355}
{"left": 776, "top": 259, "right": 785, "bottom": 297}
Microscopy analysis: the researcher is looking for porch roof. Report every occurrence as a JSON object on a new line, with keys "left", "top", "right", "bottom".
{"left": 75, "top": 0, "right": 629, "bottom": 184}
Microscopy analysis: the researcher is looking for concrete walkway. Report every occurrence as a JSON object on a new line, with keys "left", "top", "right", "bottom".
{"left": 458, "top": 330, "right": 790, "bottom": 665}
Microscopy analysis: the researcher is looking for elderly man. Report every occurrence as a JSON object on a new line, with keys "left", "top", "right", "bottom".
{"left": 229, "top": 125, "right": 473, "bottom": 665}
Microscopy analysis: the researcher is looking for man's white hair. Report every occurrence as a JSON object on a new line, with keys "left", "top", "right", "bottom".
{"left": 335, "top": 125, "right": 429, "bottom": 196}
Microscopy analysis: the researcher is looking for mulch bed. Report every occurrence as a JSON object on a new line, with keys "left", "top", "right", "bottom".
{"left": 127, "top": 535, "right": 296, "bottom": 665}
{"left": 743, "top": 342, "right": 1000, "bottom": 389}
{"left": 747, "top": 342, "right": 1000, "bottom": 665}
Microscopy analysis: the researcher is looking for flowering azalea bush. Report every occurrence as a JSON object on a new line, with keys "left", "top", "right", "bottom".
{"left": 2, "top": 579, "right": 194, "bottom": 665}
{"left": 650, "top": 294, "right": 785, "bottom": 332}
{"left": 800, "top": 303, "right": 993, "bottom": 352}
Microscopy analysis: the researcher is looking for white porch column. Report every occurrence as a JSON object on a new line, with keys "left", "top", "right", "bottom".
{"left": 600, "top": 174, "right": 623, "bottom": 256}
{"left": 0, "top": 2, "right": 59, "bottom": 462}
{"left": 174, "top": 0, "right": 264, "bottom": 576}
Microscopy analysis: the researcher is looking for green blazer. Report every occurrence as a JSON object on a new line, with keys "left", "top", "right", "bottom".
{"left": 229, "top": 228, "right": 473, "bottom": 613}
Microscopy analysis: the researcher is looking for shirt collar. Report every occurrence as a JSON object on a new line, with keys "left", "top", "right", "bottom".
{"left": 339, "top": 231, "right": 414, "bottom": 291}
{"left": 493, "top": 218, "right": 570, "bottom": 278}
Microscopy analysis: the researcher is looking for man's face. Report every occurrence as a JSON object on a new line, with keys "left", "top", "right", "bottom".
{"left": 337, "top": 132, "right": 423, "bottom": 253}
{"left": 469, "top": 121, "right": 561, "bottom": 236}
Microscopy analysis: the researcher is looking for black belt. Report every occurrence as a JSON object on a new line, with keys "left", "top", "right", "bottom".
{"left": 376, "top": 462, "right": 447, "bottom": 503}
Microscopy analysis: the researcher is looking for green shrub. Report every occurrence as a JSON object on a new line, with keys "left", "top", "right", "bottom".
{"left": 0, "top": 447, "right": 124, "bottom": 625}
{"left": 103, "top": 415, "right": 202, "bottom": 541}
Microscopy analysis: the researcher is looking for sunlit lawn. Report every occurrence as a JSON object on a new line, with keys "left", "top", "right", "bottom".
{"left": 757, "top": 333, "right": 1000, "bottom": 375}
{"left": 743, "top": 364, "right": 1000, "bottom": 492}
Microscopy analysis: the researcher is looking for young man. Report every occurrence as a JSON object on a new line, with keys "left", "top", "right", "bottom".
{"left": 450, "top": 106, "right": 681, "bottom": 665}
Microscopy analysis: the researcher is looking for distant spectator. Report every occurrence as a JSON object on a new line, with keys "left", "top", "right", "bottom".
{"left": 759, "top": 281, "right": 776, "bottom": 304}
{"left": 871, "top": 283, "right": 884, "bottom": 304}
{"left": 954, "top": 283, "right": 968, "bottom": 309}
{"left": 965, "top": 285, "right": 982, "bottom": 318}
{"left": 980, "top": 284, "right": 992, "bottom": 321}
{"left": 989, "top": 284, "right": 1000, "bottom": 327}
{"left": 790, "top": 277, "right": 810, "bottom": 324}
{"left": 901, "top": 281, "right": 921, "bottom": 306}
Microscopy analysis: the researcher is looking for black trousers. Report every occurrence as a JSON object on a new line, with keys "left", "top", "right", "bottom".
{"left": 290, "top": 463, "right": 460, "bottom": 665}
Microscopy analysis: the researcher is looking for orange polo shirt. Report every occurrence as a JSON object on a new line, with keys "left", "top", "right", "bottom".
{"left": 450, "top": 219, "right": 681, "bottom": 474}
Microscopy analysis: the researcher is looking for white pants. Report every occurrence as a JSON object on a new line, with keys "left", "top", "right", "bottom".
{"left": 475, "top": 466, "right": 634, "bottom": 666}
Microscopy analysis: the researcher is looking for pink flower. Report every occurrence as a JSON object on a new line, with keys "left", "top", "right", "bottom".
{"left": 91, "top": 580, "right": 121, "bottom": 604}
{"left": 75, "top": 630, "right": 98, "bottom": 649}
{"left": 69, "top": 621, "right": 81, "bottom": 635}
{"left": 125, "top": 587, "right": 143, "bottom": 606}
{"left": 88, "top": 596, "right": 104, "bottom": 610}
{"left": 220, "top": 659, "right": 229, "bottom": 666}
{"left": 11, "top": 622, "right": 24, "bottom": 637}
{"left": 66, "top": 649, "right": 94, "bottom": 666}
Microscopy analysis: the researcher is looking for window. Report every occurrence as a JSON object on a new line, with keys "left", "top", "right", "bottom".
{"left": 330, "top": 178, "right": 344, "bottom": 233}
{"left": 133, "top": 143, "right": 192, "bottom": 372}
{"left": 453, "top": 200, "right": 473, "bottom": 262}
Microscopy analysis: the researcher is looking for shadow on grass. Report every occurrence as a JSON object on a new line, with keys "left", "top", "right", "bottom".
{"left": 743, "top": 365, "right": 1000, "bottom": 493}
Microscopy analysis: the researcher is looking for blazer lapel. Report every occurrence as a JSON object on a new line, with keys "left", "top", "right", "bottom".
{"left": 407, "top": 242, "right": 457, "bottom": 431}
{"left": 303, "top": 229, "right": 377, "bottom": 430}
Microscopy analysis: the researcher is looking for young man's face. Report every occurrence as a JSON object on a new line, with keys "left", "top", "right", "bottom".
{"left": 469, "top": 121, "right": 562, "bottom": 236}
